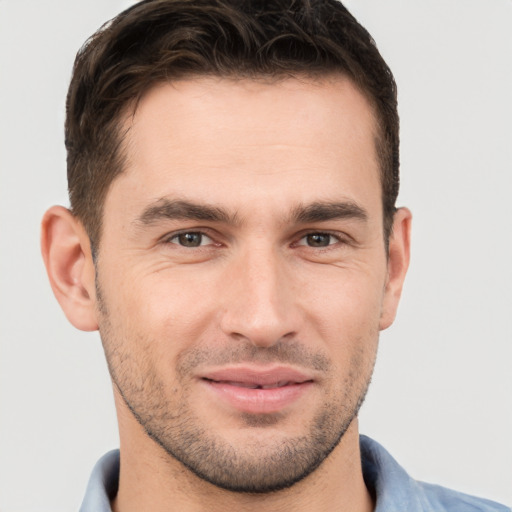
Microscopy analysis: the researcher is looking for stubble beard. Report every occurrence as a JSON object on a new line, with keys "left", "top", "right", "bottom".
{"left": 97, "top": 288, "right": 377, "bottom": 494}
{"left": 118, "top": 376, "right": 370, "bottom": 494}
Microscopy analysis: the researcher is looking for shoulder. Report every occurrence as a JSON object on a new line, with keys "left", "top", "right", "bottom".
{"left": 417, "top": 481, "right": 511, "bottom": 512}
{"left": 360, "top": 435, "right": 510, "bottom": 512}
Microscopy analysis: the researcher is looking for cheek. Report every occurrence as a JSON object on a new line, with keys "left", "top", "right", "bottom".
{"left": 297, "top": 266, "right": 384, "bottom": 365}
{"left": 103, "top": 267, "right": 220, "bottom": 357}
{"left": 299, "top": 263, "right": 386, "bottom": 327}
{"left": 98, "top": 247, "right": 386, "bottom": 363}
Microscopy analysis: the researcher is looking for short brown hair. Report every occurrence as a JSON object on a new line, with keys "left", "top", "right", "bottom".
{"left": 66, "top": 0, "right": 399, "bottom": 250}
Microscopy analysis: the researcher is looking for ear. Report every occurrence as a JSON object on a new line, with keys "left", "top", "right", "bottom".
{"left": 379, "top": 207, "right": 412, "bottom": 331}
{"left": 41, "top": 206, "right": 98, "bottom": 331}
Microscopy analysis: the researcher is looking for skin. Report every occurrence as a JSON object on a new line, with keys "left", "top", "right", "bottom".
{"left": 42, "top": 76, "right": 411, "bottom": 512}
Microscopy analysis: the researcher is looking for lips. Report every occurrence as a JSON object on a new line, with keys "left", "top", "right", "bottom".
{"left": 200, "top": 366, "right": 314, "bottom": 414}
{"left": 213, "top": 380, "right": 296, "bottom": 390}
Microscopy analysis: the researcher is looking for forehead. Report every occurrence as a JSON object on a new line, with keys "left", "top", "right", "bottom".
{"left": 111, "top": 76, "right": 381, "bottom": 221}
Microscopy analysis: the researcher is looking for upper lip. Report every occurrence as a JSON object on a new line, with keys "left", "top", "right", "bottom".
{"left": 200, "top": 366, "right": 314, "bottom": 387}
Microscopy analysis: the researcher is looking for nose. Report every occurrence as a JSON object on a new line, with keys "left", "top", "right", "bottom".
{"left": 219, "top": 246, "right": 300, "bottom": 347}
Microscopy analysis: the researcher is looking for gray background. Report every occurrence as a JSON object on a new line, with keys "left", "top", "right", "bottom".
{"left": 1, "top": 1, "right": 511, "bottom": 510}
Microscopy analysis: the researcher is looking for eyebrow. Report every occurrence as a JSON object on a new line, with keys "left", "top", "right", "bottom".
{"left": 136, "top": 199, "right": 237, "bottom": 225}
{"left": 290, "top": 201, "right": 368, "bottom": 224}
{"left": 135, "top": 198, "right": 368, "bottom": 227}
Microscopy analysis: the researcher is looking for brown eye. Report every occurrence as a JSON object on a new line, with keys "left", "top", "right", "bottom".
{"left": 170, "top": 232, "right": 211, "bottom": 247}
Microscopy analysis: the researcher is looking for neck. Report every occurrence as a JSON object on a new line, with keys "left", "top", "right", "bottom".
{"left": 112, "top": 409, "right": 373, "bottom": 512}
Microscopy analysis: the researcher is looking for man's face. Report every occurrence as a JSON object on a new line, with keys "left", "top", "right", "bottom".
{"left": 95, "top": 77, "right": 399, "bottom": 492}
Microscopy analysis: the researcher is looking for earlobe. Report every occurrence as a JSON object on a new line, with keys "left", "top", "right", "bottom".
{"left": 41, "top": 206, "right": 99, "bottom": 331}
{"left": 379, "top": 207, "right": 412, "bottom": 331}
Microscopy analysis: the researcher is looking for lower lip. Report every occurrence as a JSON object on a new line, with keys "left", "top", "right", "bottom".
{"left": 202, "top": 380, "right": 313, "bottom": 414}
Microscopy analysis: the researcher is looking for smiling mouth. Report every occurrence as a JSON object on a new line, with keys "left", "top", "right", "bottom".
{"left": 199, "top": 367, "right": 315, "bottom": 414}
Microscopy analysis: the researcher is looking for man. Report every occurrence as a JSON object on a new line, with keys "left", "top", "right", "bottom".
{"left": 40, "top": 0, "right": 509, "bottom": 511}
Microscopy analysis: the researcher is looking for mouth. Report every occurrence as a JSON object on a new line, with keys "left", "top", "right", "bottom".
{"left": 203, "top": 379, "right": 302, "bottom": 390}
{"left": 199, "top": 366, "right": 314, "bottom": 414}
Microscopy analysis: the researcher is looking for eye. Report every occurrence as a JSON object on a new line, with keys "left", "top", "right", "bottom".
{"left": 297, "top": 232, "right": 339, "bottom": 248}
{"left": 168, "top": 232, "right": 213, "bottom": 247}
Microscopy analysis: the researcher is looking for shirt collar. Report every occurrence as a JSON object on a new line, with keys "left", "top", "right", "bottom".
{"left": 80, "top": 437, "right": 409, "bottom": 512}
{"left": 80, "top": 436, "right": 508, "bottom": 512}
{"left": 360, "top": 434, "right": 429, "bottom": 511}
{"left": 80, "top": 449, "right": 119, "bottom": 512}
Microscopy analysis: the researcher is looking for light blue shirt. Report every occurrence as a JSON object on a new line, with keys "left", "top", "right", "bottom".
{"left": 80, "top": 435, "right": 510, "bottom": 511}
